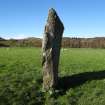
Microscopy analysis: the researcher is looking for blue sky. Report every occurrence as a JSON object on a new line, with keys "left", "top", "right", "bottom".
{"left": 0, "top": 0, "right": 105, "bottom": 39}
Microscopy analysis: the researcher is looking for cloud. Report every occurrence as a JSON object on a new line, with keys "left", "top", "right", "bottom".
{"left": 10, "top": 34, "right": 28, "bottom": 39}
{"left": 0, "top": 33, "right": 43, "bottom": 39}
{"left": 0, "top": 34, "right": 33, "bottom": 39}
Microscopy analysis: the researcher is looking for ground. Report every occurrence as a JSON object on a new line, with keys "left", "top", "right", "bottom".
{"left": 0, "top": 47, "right": 105, "bottom": 105}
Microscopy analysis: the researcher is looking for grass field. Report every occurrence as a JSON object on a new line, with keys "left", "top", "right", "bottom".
{"left": 0, "top": 47, "right": 105, "bottom": 105}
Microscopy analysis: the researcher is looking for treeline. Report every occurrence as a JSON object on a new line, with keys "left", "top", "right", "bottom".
{"left": 1, "top": 37, "right": 105, "bottom": 48}
{"left": 62, "top": 37, "right": 105, "bottom": 48}
{"left": 0, "top": 37, "right": 41, "bottom": 47}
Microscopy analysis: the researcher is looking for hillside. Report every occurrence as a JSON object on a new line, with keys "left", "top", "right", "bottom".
{"left": 0, "top": 37, "right": 5, "bottom": 41}
{"left": 1, "top": 37, "right": 105, "bottom": 48}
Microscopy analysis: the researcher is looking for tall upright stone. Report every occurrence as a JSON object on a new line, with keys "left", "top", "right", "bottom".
{"left": 42, "top": 8, "right": 64, "bottom": 91}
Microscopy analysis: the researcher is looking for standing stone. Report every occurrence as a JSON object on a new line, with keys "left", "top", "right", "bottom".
{"left": 42, "top": 8, "right": 64, "bottom": 91}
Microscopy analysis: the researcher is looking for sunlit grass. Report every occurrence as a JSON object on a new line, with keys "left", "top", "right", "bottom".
{"left": 0, "top": 47, "right": 105, "bottom": 105}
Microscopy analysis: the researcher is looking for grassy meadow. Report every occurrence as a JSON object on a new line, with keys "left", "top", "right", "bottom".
{"left": 0, "top": 47, "right": 105, "bottom": 105}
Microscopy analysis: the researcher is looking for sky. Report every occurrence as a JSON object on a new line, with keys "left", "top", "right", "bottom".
{"left": 0, "top": 0, "right": 105, "bottom": 39}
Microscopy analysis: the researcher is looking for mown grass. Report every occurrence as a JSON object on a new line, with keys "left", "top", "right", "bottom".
{"left": 0, "top": 47, "right": 105, "bottom": 105}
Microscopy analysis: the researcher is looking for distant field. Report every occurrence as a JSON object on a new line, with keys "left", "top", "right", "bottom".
{"left": 0, "top": 47, "right": 105, "bottom": 105}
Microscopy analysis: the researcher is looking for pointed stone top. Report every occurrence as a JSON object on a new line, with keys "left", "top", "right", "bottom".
{"left": 47, "top": 8, "right": 58, "bottom": 22}
{"left": 46, "top": 8, "right": 64, "bottom": 32}
{"left": 49, "top": 8, "right": 56, "bottom": 14}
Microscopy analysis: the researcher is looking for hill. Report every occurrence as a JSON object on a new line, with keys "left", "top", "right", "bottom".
{"left": 0, "top": 37, "right": 5, "bottom": 41}
{"left": 1, "top": 36, "right": 105, "bottom": 48}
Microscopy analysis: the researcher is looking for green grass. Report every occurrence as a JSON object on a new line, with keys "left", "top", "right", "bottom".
{"left": 0, "top": 47, "right": 105, "bottom": 105}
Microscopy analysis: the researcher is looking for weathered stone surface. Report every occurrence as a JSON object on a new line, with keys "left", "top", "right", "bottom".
{"left": 42, "top": 8, "right": 64, "bottom": 91}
